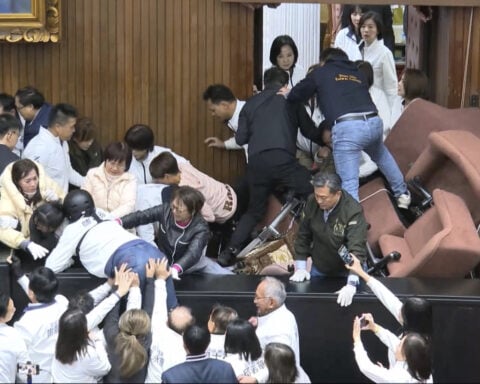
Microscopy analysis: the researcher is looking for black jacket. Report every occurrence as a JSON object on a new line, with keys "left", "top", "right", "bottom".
{"left": 121, "top": 204, "right": 210, "bottom": 272}
{"left": 236, "top": 84, "right": 323, "bottom": 158}
{"left": 288, "top": 57, "right": 377, "bottom": 126}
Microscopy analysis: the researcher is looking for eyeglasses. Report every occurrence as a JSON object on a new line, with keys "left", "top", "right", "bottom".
{"left": 254, "top": 296, "right": 271, "bottom": 301}
{"left": 170, "top": 204, "right": 188, "bottom": 213}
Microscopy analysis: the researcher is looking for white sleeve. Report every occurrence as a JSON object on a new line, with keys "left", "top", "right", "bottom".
{"left": 382, "top": 50, "right": 399, "bottom": 108}
{"left": 367, "top": 278, "right": 403, "bottom": 324}
{"left": 151, "top": 280, "right": 168, "bottom": 327}
{"left": 375, "top": 326, "right": 401, "bottom": 354}
{"left": 126, "top": 286, "right": 142, "bottom": 310}
{"left": 17, "top": 275, "right": 30, "bottom": 297}
{"left": 224, "top": 137, "right": 243, "bottom": 150}
{"left": 88, "top": 281, "right": 112, "bottom": 305}
{"left": 84, "top": 340, "right": 111, "bottom": 377}
{"left": 45, "top": 226, "right": 79, "bottom": 273}
{"left": 353, "top": 341, "right": 401, "bottom": 383}
{"left": 86, "top": 293, "right": 120, "bottom": 331}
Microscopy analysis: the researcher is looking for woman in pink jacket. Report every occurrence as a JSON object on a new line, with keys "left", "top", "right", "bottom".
{"left": 82, "top": 142, "right": 137, "bottom": 218}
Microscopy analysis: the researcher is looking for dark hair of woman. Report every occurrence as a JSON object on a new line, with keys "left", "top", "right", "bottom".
{"left": 264, "top": 342, "right": 298, "bottom": 383}
{"left": 55, "top": 308, "right": 90, "bottom": 365}
{"left": 103, "top": 141, "right": 133, "bottom": 170}
{"left": 170, "top": 186, "right": 205, "bottom": 216}
{"left": 355, "top": 60, "right": 374, "bottom": 88}
{"left": 11, "top": 159, "right": 42, "bottom": 204}
{"left": 269, "top": 35, "right": 299, "bottom": 69}
{"left": 359, "top": 11, "right": 384, "bottom": 40}
{"left": 401, "top": 297, "right": 433, "bottom": 338}
{"left": 402, "top": 333, "right": 432, "bottom": 382}
{"left": 224, "top": 319, "right": 262, "bottom": 361}
{"left": 403, "top": 68, "right": 429, "bottom": 102}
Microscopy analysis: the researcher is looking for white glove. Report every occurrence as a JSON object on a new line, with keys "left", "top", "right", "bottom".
{"left": 336, "top": 284, "right": 357, "bottom": 307}
{"left": 44, "top": 189, "right": 59, "bottom": 202}
{"left": 27, "top": 241, "right": 49, "bottom": 260}
{"left": 171, "top": 264, "right": 181, "bottom": 280}
{"left": 289, "top": 269, "right": 311, "bottom": 282}
{"left": 0, "top": 216, "right": 19, "bottom": 229}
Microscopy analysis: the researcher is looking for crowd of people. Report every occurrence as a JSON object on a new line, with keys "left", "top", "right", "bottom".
{"left": 0, "top": 4, "right": 433, "bottom": 382}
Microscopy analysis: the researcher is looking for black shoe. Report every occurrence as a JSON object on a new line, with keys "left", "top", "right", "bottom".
{"left": 218, "top": 247, "right": 238, "bottom": 267}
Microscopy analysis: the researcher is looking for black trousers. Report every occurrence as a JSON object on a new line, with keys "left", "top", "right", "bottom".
{"left": 228, "top": 149, "right": 312, "bottom": 249}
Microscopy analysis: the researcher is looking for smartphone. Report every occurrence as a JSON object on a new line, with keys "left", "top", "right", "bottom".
{"left": 17, "top": 362, "right": 39, "bottom": 376}
{"left": 359, "top": 316, "right": 369, "bottom": 328}
{"left": 338, "top": 245, "right": 353, "bottom": 266}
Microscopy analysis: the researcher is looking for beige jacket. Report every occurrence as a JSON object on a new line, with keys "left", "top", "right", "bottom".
{"left": 0, "top": 161, "right": 65, "bottom": 248}
{"left": 82, "top": 163, "right": 137, "bottom": 218}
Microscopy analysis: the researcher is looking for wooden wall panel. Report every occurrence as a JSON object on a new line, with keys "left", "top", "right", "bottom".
{"left": 0, "top": 0, "right": 253, "bottom": 184}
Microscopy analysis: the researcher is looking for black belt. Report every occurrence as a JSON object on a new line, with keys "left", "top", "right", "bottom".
{"left": 334, "top": 112, "right": 378, "bottom": 125}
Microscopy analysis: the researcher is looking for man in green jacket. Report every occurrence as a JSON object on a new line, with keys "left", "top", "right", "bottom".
{"left": 291, "top": 172, "right": 368, "bottom": 307}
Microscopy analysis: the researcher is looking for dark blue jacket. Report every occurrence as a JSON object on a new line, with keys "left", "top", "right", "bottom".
{"left": 23, "top": 103, "right": 51, "bottom": 149}
{"left": 161, "top": 354, "right": 238, "bottom": 383}
{"left": 287, "top": 58, "right": 377, "bottom": 126}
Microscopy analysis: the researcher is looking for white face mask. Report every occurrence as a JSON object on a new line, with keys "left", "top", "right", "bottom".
{"left": 24, "top": 191, "right": 37, "bottom": 199}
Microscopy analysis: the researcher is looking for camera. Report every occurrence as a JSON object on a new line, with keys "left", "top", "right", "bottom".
{"left": 338, "top": 245, "right": 353, "bottom": 266}
{"left": 359, "top": 316, "right": 369, "bottom": 328}
{"left": 17, "top": 362, "right": 39, "bottom": 376}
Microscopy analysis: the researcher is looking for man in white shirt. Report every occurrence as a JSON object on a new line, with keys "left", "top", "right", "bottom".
{"left": 124, "top": 124, "right": 188, "bottom": 185}
{"left": 13, "top": 267, "right": 69, "bottom": 383}
{"left": 45, "top": 189, "right": 178, "bottom": 310}
{"left": 22, "top": 103, "right": 84, "bottom": 192}
{"left": 202, "top": 84, "right": 247, "bottom": 161}
{"left": 0, "top": 291, "right": 29, "bottom": 383}
{"left": 247, "top": 277, "right": 310, "bottom": 383}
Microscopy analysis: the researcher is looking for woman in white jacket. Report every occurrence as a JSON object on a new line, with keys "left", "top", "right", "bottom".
{"left": 353, "top": 314, "right": 433, "bottom": 383}
{"left": 83, "top": 141, "right": 137, "bottom": 218}
{"left": 52, "top": 308, "right": 111, "bottom": 383}
{"left": 346, "top": 255, "right": 432, "bottom": 368}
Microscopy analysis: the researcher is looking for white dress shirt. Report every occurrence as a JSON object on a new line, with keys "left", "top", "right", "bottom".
{"left": 0, "top": 323, "right": 29, "bottom": 383}
{"left": 223, "top": 100, "right": 248, "bottom": 160}
{"left": 45, "top": 209, "right": 138, "bottom": 277}
{"left": 145, "top": 280, "right": 186, "bottom": 383}
{"left": 22, "top": 127, "right": 84, "bottom": 192}
{"left": 14, "top": 295, "right": 69, "bottom": 383}
{"left": 51, "top": 338, "right": 111, "bottom": 383}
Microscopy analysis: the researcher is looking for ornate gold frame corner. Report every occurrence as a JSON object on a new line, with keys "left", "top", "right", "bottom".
{"left": 0, "top": 0, "right": 60, "bottom": 43}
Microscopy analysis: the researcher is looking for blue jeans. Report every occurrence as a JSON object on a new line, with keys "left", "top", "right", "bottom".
{"left": 104, "top": 239, "right": 178, "bottom": 310}
{"left": 332, "top": 116, "right": 407, "bottom": 201}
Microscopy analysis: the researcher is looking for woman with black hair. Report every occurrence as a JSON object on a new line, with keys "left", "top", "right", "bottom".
{"left": 264, "top": 342, "right": 301, "bottom": 383}
{"left": 335, "top": 4, "right": 366, "bottom": 61}
{"left": 353, "top": 314, "right": 433, "bottom": 383}
{"left": 0, "top": 159, "right": 64, "bottom": 260}
{"left": 223, "top": 319, "right": 266, "bottom": 379}
{"left": 52, "top": 308, "right": 111, "bottom": 383}
{"left": 346, "top": 255, "right": 433, "bottom": 368}
{"left": 207, "top": 304, "right": 238, "bottom": 358}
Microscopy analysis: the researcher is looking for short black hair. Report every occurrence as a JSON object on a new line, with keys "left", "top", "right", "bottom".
{"left": 68, "top": 290, "right": 95, "bottom": 314}
{"left": 15, "top": 86, "right": 45, "bottom": 109}
{"left": 224, "top": 319, "right": 262, "bottom": 361}
{"left": 0, "top": 113, "right": 21, "bottom": 137}
{"left": 355, "top": 60, "right": 374, "bottom": 88}
{"left": 29, "top": 267, "right": 59, "bottom": 303}
{"left": 171, "top": 186, "right": 205, "bottom": 216}
{"left": 319, "top": 47, "right": 348, "bottom": 64}
{"left": 124, "top": 124, "right": 155, "bottom": 152}
{"left": 32, "top": 201, "right": 65, "bottom": 232}
{"left": 202, "top": 84, "right": 236, "bottom": 104}
{"left": 0, "top": 93, "right": 15, "bottom": 113}
{"left": 48, "top": 103, "right": 78, "bottom": 128}
{"left": 149, "top": 151, "right": 180, "bottom": 179}
{"left": 0, "top": 291, "right": 10, "bottom": 318}
{"left": 183, "top": 325, "right": 210, "bottom": 355}
{"left": 263, "top": 67, "right": 289, "bottom": 88}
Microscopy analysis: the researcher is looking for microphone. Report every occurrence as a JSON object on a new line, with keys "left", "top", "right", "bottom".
{"left": 367, "top": 251, "right": 401, "bottom": 275}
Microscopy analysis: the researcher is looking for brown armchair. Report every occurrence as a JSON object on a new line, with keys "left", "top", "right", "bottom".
{"left": 378, "top": 189, "right": 480, "bottom": 278}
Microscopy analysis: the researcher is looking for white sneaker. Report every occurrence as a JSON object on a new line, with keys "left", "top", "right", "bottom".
{"left": 397, "top": 191, "right": 411, "bottom": 209}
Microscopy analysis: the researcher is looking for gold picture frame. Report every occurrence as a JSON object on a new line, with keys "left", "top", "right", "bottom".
{"left": 0, "top": 0, "right": 60, "bottom": 43}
